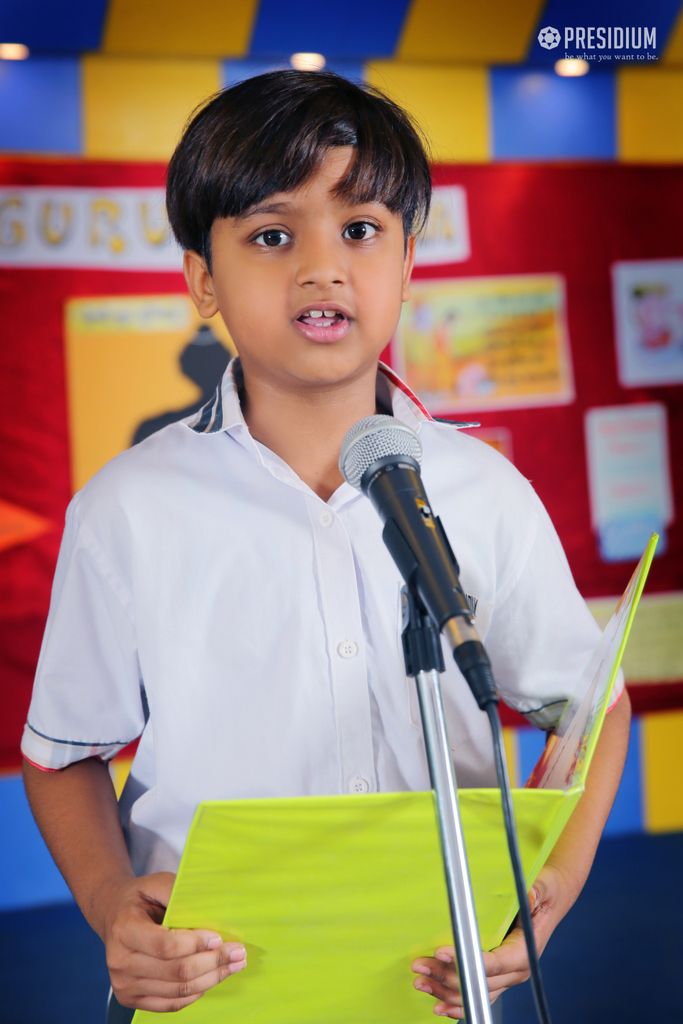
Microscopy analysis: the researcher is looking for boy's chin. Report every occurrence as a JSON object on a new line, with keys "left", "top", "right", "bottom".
{"left": 286, "top": 348, "right": 385, "bottom": 388}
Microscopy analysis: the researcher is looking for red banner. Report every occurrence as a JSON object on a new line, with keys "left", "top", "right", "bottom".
{"left": 1, "top": 158, "right": 682, "bottom": 768}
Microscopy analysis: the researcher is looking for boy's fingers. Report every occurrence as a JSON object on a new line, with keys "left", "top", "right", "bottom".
{"left": 116, "top": 908, "right": 229, "bottom": 960}
{"left": 120, "top": 960, "right": 245, "bottom": 1003}
{"left": 413, "top": 974, "right": 463, "bottom": 1010}
{"left": 482, "top": 932, "right": 530, "bottom": 980}
{"left": 130, "top": 992, "right": 205, "bottom": 1014}
{"left": 433, "top": 992, "right": 502, "bottom": 1019}
{"left": 412, "top": 939, "right": 529, "bottom": 1005}
{"left": 122, "top": 944, "right": 246, "bottom": 983}
{"left": 433, "top": 1002, "right": 464, "bottom": 1019}
{"left": 426, "top": 940, "right": 528, "bottom": 982}
{"left": 414, "top": 956, "right": 460, "bottom": 991}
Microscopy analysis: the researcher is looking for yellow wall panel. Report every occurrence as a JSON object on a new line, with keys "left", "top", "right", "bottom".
{"left": 398, "top": 0, "right": 545, "bottom": 63}
{"left": 103, "top": 0, "right": 259, "bottom": 58}
{"left": 618, "top": 68, "right": 683, "bottom": 162}
{"left": 663, "top": 8, "right": 683, "bottom": 63}
{"left": 502, "top": 727, "right": 520, "bottom": 789}
{"left": 366, "top": 63, "right": 489, "bottom": 163}
{"left": 587, "top": 592, "right": 683, "bottom": 683}
{"left": 110, "top": 756, "right": 134, "bottom": 799}
{"left": 642, "top": 710, "right": 683, "bottom": 832}
{"left": 83, "top": 57, "right": 220, "bottom": 161}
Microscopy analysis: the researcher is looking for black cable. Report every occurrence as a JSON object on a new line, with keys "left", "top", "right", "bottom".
{"left": 485, "top": 701, "right": 553, "bottom": 1024}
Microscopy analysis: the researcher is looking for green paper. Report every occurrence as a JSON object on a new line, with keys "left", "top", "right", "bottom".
{"left": 132, "top": 537, "right": 655, "bottom": 1024}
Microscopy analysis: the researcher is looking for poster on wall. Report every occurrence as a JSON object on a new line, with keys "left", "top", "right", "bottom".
{"left": 611, "top": 259, "right": 683, "bottom": 387}
{"left": 65, "top": 295, "right": 235, "bottom": 491}
{"left": 392, "top": 274, "right": 574, "bottom": 414}
{"left": 584, "top": 403, "right": 674, "bottom": 562}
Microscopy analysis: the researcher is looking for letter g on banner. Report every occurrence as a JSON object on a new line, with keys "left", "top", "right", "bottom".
{"left": 0, "top": 197, "right": 26, "bottom": 248}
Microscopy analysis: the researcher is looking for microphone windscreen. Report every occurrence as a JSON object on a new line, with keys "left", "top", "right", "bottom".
{"left": 339, "top": 414, "right": 422, "bottom": 491}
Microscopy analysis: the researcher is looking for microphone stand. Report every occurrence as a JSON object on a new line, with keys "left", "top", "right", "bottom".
{"left": 402, "top": 586, "right": 493, "bottom": 1024}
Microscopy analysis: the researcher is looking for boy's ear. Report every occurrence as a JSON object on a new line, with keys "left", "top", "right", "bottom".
{"left": 402, "top": 234, "right": 417, "bottom": 303}
{"left": 183, "top": 250, "right": 220, "bottom": 319}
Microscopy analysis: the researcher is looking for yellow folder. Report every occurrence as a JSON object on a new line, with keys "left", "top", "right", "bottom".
{"left": 133, "top": 536, "right": 656, "bottom": 1024}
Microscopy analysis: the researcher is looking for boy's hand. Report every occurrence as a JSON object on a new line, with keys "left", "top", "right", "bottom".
{"left": 411, "top": 865, "right": 563, "bottom": 1018}
{"left": 103, "top": 871, "right": 247, "bottom": 1012}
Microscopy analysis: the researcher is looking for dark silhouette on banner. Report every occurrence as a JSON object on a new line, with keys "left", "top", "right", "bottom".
{"left": 133, "top": 325, "right": 231, "bottom": 445}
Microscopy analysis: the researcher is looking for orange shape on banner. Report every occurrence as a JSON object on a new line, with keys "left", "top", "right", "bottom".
{"left": 0, "top": 498, "right": 52, "bottom": 553}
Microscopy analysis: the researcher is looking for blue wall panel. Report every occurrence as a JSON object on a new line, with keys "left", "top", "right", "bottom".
{"left": 222, "top": 58, "right": 365, "bottom": 90}
{"left": 517, "top": 726, "right": 547, "bottom": 786}
{"left": 0, "top": 0, "right": 108, "bottom": 53}
{"left": 517, "top": 718, "right": 643, "bottom": 837}
{"left": 0, "top": 774, "right": 73, "bottom": 912}
{"left": 0, "top": 57, "right": 81, "bottom": 153}
{"left": 248, "top": 0, "right": 411, "bottom": 59}
{"left": 491, "top": 68, "right": 615, "bottom": 159}
{"left": 603, "top": 717, "right": 643, "bottom": 836}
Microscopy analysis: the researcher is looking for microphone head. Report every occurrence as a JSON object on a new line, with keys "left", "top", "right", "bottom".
{"left": 339, "top": 414, "right": 423, "bottom": 491}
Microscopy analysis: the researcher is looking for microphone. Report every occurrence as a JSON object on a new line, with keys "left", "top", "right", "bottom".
{"left": 339, "top": 415, "right": 497, "bottom": 710}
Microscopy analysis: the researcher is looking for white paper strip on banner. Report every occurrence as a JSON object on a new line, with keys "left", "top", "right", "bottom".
{"left": 0, "top": 187, "right": 183, "bottom": 271}
{"left": 584, "top": 402, "right": 673, "bottom": 562}
{"left": 414, "top": 185, "right": 470, "bottom": 267}
{"left": 0, "top": 183, "right": 470, "bottom": 272}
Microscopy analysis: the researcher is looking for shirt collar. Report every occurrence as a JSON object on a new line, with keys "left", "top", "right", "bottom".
{"left": 186, "top": 357, "right": 434, "bottom": 437}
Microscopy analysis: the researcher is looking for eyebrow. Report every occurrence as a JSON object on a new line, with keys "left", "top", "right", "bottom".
{"left": 238, "top": 201, "right": 296, "bottom": 220}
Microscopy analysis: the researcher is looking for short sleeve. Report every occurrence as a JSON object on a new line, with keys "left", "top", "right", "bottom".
{"left": 485, "top": 486, "right": 624, "bottom": 730}
{"left": 21, "top": 496, "right": 146, "bottom": 771}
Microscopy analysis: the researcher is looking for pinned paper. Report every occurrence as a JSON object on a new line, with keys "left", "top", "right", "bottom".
{"left": 414, "top": 186, "right": 470, "bottom": 267}
{"left": 612, "top": 259, "right": 683, "bottom": 387}
{"left": 65, "top": 295, "right": 235, "bottom": 490}
{"left": 584, "top": 403, "right": 673, "bottom": 562}
{"left": 393, "top": 274, "right": 574, "bottom": 414}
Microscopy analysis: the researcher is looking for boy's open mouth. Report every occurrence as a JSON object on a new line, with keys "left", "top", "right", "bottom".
{"left": 294, "top": 306, "right": 351, "bottom": 343}
{"left": 297, "top": 308, "right": 346, "bottom": 327}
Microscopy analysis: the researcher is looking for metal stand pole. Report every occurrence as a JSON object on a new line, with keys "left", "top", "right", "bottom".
{"left": 402, "top": 589, "right": 492, "bottom": 1024}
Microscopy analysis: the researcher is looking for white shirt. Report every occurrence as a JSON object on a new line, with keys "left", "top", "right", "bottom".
{"left": 22, "top": 360, "right": 616, "bottom": 875}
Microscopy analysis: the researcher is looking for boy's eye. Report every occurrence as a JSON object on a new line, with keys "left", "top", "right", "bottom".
{"left": 253, "top": 229, "right": 292, "bottom": 247}
{"left": 343, "top": 222, "right": 377, "bottom": 241}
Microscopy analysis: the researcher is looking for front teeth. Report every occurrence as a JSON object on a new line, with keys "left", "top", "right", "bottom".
{"left": 305, "top": 309, "right": 339, "bottom": 319}
{"left": 324, "top": 310, "right": 337, "bottom": 317}
{"left": 309, "top": 310, "right": 323, "bottom": 318}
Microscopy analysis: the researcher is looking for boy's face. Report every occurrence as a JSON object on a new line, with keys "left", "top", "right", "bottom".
{"left": 184, "top": 147, "right": 415, "bottom": 392}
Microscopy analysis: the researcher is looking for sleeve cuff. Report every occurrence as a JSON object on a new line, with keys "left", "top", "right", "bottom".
{"left": 21, "top": 723, "right": 135, "bottom": 771}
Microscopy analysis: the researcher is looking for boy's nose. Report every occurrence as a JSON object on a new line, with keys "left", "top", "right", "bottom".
{"left": 295, "top": 242, "right": 348, "bottom": 289}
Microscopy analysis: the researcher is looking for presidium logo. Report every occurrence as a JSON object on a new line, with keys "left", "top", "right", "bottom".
{"left": 538, "top": 24, "right": 657, "bottom": 60}
{"left": 538, "top": 27, "right": 561, "bottom": 49}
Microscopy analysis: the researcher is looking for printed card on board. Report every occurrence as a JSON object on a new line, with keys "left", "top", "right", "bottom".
{"left": 392, "top": 274, "right": 574, "bottom": 414}
{"left": 612, "top": 259, "right": 683, "bottom": 387}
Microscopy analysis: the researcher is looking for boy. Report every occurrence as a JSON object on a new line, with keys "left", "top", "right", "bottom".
{"left": 22, "top": 71, "right": 630, "bottom": 1021}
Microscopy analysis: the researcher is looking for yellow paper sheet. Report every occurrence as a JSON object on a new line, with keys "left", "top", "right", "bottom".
{"left": 132, "top": 538, "right": 655, "bottom": 1024}
{"left": 133, "top": 787, "right": 581, "bottom": 1024}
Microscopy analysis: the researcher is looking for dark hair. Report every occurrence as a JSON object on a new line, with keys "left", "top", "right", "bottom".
{"left": 166, "top": 70, "right": 431, "bottom": 271}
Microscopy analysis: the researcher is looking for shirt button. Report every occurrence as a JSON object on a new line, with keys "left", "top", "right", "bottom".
{"left": 319, "top": 509, "right": 334, "bottom": 527}
{"left": 337, "top": 640, "right": 358, "bottom": 659}
{"left": 350, "top": 776, "right": 369, "bottom": 794}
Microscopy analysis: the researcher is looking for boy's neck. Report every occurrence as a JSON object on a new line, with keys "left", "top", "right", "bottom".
{"left": 239, "top": 362, "right": 382, "bottom": 502}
